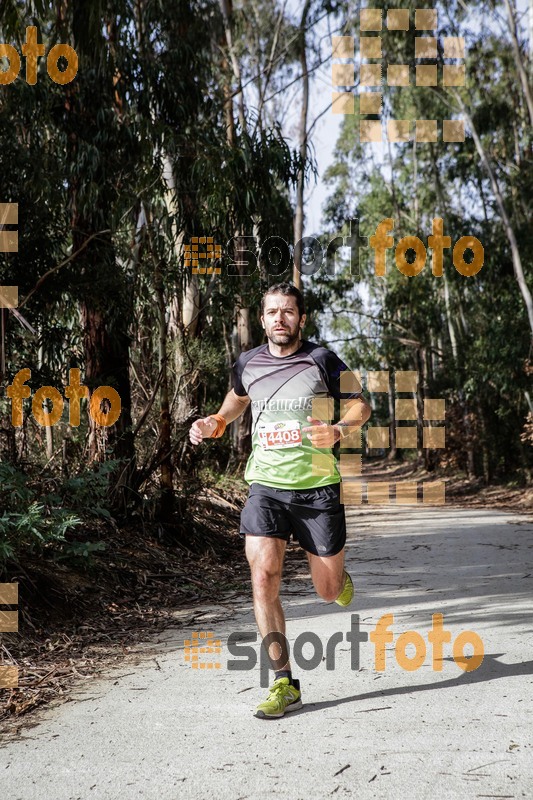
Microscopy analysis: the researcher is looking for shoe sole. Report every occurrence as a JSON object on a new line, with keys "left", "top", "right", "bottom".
{"left": 254, "top": 699, "right": 303, "bottom": 719}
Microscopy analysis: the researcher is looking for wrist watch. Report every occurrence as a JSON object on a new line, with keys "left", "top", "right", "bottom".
{"left": 335, "top": 421, "right": 353, "bottom": 440}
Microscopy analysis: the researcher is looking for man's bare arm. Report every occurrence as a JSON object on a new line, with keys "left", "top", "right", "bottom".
{"left": 216, "top": 389, "right": 251, "bottom": 423}
{"left": 189, "top": 389, "right": 250, "bottom": 445}
{"left": 338, "top": 396, "right": 372, "bottom": 427}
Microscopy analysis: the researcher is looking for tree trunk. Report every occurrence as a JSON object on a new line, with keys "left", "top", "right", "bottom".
{"left": 503, "top": 0, "right": 533, "bottom": 127}
{"left": 416, "top": 348, "right": 424, "bottom": 463}
{"left": 455, "top": 97, "right": 533, "bottom": 335}
{"left": 64, "top": 2, "right": 136, "bottom": 509}
{"left": 38, "top": 344, "right": 54, "bottom": 460}
{"left": 218, "top": 0, "right": 253, "bottom": 461}
{"left": 477, "top": 400, "right": 491, "bottom": 484}
{"left": 219, "top": 0, "right": 246, "bottom": 133}
{"left": 80, "top": 297, "right": 135, "bottom": 466}
{"left": 162, "top": 151, "right": 201, "bottom": 425}
{"left": 146, "top": 208, "right": 174, "bottom": 518}
{"left": 442, "top": 273, "right": 475, "bottom": 477}
{"left": 529, "top": 0, "right": 533, "bottom": 76}
{"left": 388, "top": 388, "right": 397, "bottom": 460}
{"left": 292, "top": 1, "right": 311, "bottom": 289}
{"left": 431, "top": 148, "right": 477, "bottom": 478}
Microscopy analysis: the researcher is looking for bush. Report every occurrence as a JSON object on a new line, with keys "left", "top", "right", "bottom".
{"left": 0, "top": 463, "right": 117, "bottom": 572}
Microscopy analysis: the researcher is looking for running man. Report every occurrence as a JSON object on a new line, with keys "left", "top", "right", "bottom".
{"left": 189, "top": 282, "right": 371, "bottom": 718}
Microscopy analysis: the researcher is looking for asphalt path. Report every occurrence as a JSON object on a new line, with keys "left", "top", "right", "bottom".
{"left": 1, "top": 505, "right": 532, "bottom": 799}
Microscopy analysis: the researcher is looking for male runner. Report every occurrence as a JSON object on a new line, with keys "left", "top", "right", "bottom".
{"left": 189, "top": 282, "right": 371, "bottom": 718}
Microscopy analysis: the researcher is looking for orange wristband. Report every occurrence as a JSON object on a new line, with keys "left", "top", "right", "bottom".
{"left": 210, "top": 414, "right": 227, "bottom": 438}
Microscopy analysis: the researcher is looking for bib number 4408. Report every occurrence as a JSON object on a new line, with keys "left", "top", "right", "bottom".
{"left": 258, "top": 421, "right": 303, "bottom": 450}
{"left": 266, "top": 428, "right": 301, "bottom": 445}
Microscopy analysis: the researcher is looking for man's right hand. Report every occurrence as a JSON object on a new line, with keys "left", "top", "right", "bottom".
{"left": 189, "top": 416, "right": 218, "bottom": 446}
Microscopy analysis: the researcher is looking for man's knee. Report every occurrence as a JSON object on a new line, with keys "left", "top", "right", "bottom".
{"left": 307, "top": 550, "right": 345, "bottom": 602}
{"left": 314, "top": 571, "right": 345, "bottom": 602}
{"left": 317, "top": 584, "right": 341, "bottom": 602}
{"left": 245, "top": 537, "right": 285, "bottom": 599}
{"left": 251, "top": 566, "right": 281, "bottom": 602}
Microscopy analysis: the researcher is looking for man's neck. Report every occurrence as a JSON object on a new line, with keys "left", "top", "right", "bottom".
{"left": 267, "top": 338, "right": 303, "bottom": 358}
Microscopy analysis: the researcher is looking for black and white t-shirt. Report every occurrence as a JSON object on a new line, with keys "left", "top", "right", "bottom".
{"left": 232, "top": 340, "right": 362, "bottom": 489}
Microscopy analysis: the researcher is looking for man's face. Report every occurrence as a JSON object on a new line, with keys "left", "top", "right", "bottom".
{"left": 261, "top": 293, "right": 306, "bottom": 346}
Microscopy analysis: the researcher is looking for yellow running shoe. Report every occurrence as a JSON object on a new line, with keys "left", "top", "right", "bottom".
{"left": 335, "top": 571, "right": 354, "bottom": 607}
{"left": 255, "top": 677, "right": 302, "bottom": 719}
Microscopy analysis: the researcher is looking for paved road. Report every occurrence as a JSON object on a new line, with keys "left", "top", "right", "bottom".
{"left": 1, "top": 505, "right": 532, "bottom": 799}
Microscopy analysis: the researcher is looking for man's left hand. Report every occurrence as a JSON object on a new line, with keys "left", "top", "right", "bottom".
{"left": 302, "top": 416, "right": 339, "bottom": 448}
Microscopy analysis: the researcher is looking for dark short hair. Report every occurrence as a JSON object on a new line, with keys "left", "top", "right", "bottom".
{"left": 261, "top": 282, "right": 305, "bottom": 318}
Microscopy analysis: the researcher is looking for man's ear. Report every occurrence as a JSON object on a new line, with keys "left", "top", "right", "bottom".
{"left": 300, "top": 313, "right": 307, "bottom": 329}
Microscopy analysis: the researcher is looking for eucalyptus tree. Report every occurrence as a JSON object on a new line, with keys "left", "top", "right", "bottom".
{"left": 318, "top": 0, "right": 533, "bottom": 480}
{"left": 0, "top": 59, "right": 71, "bottom": 465}
{"left": 202, "top": 0, "right": 309, "bottom": 459}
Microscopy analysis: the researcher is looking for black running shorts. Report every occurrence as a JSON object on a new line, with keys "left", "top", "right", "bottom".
{"left": 239, "top": 482, "right": 346, "bottom": 557}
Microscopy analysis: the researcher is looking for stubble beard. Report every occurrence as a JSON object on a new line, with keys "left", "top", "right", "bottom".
{"left": 267, "top": 325, "right": 300, "bottom": 347}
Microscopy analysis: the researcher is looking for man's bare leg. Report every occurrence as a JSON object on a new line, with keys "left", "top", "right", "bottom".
{"left": 306, "top": 548, "right": 346, "bottom": 601}
{"left": 245, "top": 535, "right": 291, "bottom": 672}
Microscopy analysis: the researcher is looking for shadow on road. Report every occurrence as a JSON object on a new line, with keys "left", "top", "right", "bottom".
{"left": 298, "top": 653, "right": 533, "bottom": 714}
{"left": 281, "top": 507, "right": 533, "bottom": 632}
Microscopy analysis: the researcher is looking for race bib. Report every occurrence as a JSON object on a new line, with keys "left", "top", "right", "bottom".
{"left": 258, "top": 420, "right": 303, "bottom": 450}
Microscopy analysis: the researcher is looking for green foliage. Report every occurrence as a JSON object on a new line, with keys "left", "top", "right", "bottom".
{"left": 0, "top": 464, "right": 83, "bottom": 570}
{"left": 58, "top": 461, "right": 120, "bottom": 519}
{"left": 0, "top": 462, "right": 121, "bottom": 571}
{"left": 53, "top": 539, "right": 107, "bottom": 567}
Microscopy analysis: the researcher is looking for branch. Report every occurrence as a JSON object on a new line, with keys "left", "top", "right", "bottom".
{"left": 327, "top": 333, "right": 446, "bottom": 357}
{"left": 227, "top": 8, "right": 336, "bottom": 103}
{"left": 331, "top": 308, "right": 415, "bottom": 338}
{"left": 252, "top": 0, "right": 288, "bottom": 134}
{"left": 132, "top": 363, "right": 166, "bottom": 439}
{"left": 18, "top": 230, "right": 111, "bottom": 309}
